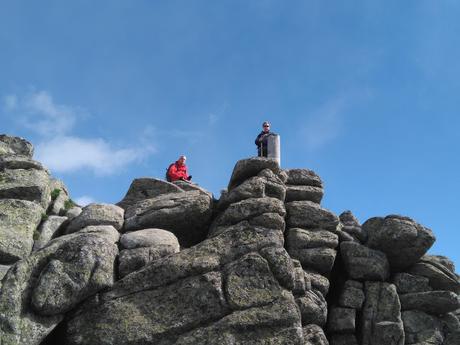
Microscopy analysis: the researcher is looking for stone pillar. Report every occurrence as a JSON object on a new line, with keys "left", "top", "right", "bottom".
{"left": 267, "top": 134, "right": 281, "bottom": 166}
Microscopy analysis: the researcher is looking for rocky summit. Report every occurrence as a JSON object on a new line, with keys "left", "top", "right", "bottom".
{"left": 0, "top": 134, "right": 458, "bottom": 345}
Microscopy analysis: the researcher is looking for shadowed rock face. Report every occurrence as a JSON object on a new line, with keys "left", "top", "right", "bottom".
{"left": 0, "top": 135, "right": 458, "bottom": 345}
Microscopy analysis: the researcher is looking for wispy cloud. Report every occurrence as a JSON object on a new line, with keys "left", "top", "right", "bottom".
{"left": 4, "top": 90, "right": 155, "bottom": 175}
{"left": 35, "top": 136, "right": 149, "bottom": 175}
{"left": 8, "top": 90, "right": 78, "bottom": 137}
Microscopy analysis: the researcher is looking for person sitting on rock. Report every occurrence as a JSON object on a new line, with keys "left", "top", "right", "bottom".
{"left": 255, "top": 121, "right": 272, "bottom": 157}
{"left": 167, "top": 155, "right": 192, "bottom": 182}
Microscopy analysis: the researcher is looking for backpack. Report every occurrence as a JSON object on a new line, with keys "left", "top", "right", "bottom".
{"left": 165, "top": 163, "right": 175, "bottom": 182}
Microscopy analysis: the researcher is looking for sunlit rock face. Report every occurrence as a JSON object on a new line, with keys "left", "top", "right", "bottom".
{"left": 0, "top": 135, "right": 458, "bottom": 345}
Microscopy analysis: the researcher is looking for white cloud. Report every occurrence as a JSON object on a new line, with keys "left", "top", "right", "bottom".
{"left": 3, "top": 89, "right": 156, "bottom": 175}
{"left": 74, "top": 195, "right": 96, "bottom": 207}
{"left": 12, "top": 90, "right": 78, "bottom": 137}
{"left": 300, "top": 96, "right": 346, "bottom": 152}
{"left": 35, "top": 136, "right": 148, "bottom": 175}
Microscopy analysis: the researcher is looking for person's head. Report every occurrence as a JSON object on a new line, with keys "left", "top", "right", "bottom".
{"left": 177, "top": 155, "right": 186, "bottom": 166}
{"left": 262, "top": 121, "right": 270, "bottom": 133}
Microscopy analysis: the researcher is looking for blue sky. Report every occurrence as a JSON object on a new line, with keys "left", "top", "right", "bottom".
{"left": 1, "top": 1, "right": 459, "bottom": 269}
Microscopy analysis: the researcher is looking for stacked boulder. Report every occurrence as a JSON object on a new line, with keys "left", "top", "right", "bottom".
{"left": 63, "top": 158, "right": 311, "bottom": 344}
{"left": 118, "top": 177, "right": 214, "bottom": 247}
{"left": 0, "top": 134, "right": 459, "bottom": 345}
{"left": 329, "top": 214, "right": 460, "bottom": 345}
{"left": 283, "top": 169, "right": 340, "bottom": 342}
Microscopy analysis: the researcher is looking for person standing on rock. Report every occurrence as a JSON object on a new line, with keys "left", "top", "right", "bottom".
{"left": 255, "top": 121, "right": 273, "bottom": 157}
{"left": 167, "top": 155, "right": 192, "bottom": 182}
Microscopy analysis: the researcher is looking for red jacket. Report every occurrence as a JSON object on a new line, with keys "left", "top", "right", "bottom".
{"left": 167, "top": 161, "right": 189, "bottom": 181}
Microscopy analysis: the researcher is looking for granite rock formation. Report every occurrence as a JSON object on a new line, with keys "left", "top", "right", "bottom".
{"left": 0, "top": 135, "right": 458, "bottom": 345}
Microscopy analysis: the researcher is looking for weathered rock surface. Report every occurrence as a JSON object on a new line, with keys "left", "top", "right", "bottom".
{"left": 410, "top": 255, "right": 460, "bottom": 293}
{"left": 65, "top": 203, "right": 124, "bottom": 234}
{"left": 296, "top": 289, "right": 328, "bottom": 326}
{"left": 0, "top": 225, "right": 119, "bottom": 345}
{"left": 303, "top": 324, "right": 329, "bottom": 345}
{"left": 118, "top": 228, "right": 180, "bottom": 277}
{"left": 402, "top": 310, "right": 444, "bottom": 345}
{"left": 338, "top": 280, "right": 365, "bottom": 309}
{"left": 0, "top": 155, "right": 46, "bottom": 171}
{"left": 339, "top": 210, "right": 367, "bottom": 243}
{"left": 286, "top": 200, "right": 339, "bottom": 231}
{"left": 361, "top": 282, "right": 404, "bottom": 345}
{"left": 0, "top": 135, "right": 34, "bottom": 157}
{"left": 124, "top": 190, "right": 213, "bottom": 247}
{"left": 117, "top": 178, "right": 183, "bottom": 209}
{"left": 392, "top": 272, "right": 432, "bottom": 294}
{"left": 0, "top": 199, "right": 43, "bottom": 263}
{"left": 47, "top": 178, "right": 70, "bottom": 216}
{"left": 364, "top": 215, "right": 435, "bottom": 270}
{"left": 328, "top": 307, "right": 356, "bottom": 333}
{"left": 285, "top": 185, "right": 323, "bottom": 203}
{"left": 0, "top": 139, "right": 458, "bottom": 345}
{"left": 33, "top": 215, "right": 67, "bottom": 251}
{"left": 227, "top": 157, "right": 280, "bottom": 190}
{"left": 341, "top": 241, "right": 390, "bottom": 281}
{"left": 284, "top": 168, "right": 323, "bottom": 188}
{"left": 399, "top": 290, "right": 460, "bottom": 315}
{"left": 0, "top": 169, "right": 51, "bottom": 209}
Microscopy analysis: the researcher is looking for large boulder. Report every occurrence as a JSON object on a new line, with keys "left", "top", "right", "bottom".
{"left": 286, "top": 201, "right": 339, "bottom": 231}
{"left": 227, "top": 157, "right": 280, "bottom": 190}
{"left": 225, "top": 253, "right": 284, "bottom": 309}
{"left": 399, "top": 291, "right": 460, "bottom": 315}
{"left": 66, "top": 272, "right": 229, "bottom": 345}
{"left": 211, "top": 197, "right": 285, "bottom": 230}
{"left": 391, "top": 272, "right": 432, "bottom": 294}
{"left": 284, "top": 169, "right": 323, "bottom": 188}
{"left": 0, "top": 135, "right": 34, "bottom": 157}
{"left": 120, "top": 228, "right": 179, "bottom": 250}
{"left": 402, "top": 310, "right": 444, "bottom": 345}
{"left": 361, "top": 282, "right": 404, "bottom": 345}
{"left": 286, "top": 228, "right": 339, "bottom": 250}
{"left": 123, "top": 190, "right": 213, "bottom": 247}
{"left": 0, "top": 199, "right": 43, "bottom": 264}
{"left": 65, "top": 203, "right": 124, "bottom": 234}
{"left": 410, "top": 255, "right": 460, "bottom": 293}
{"left": 116, "top": 178, "right": 183, "bottom": 209}
{"left": 289, "top": 247, "right": 337, "bottom": 274}
{"left": 218, "top": 169, "right": 286, "bottom": 209}
{"left": 102, "top": 225, "right": 284, "bottom": 301}
{"left": 0, "top": 169, "right": 51, "bottom": 209}
{"left": 0, "top": 225, "right": 119, "bottom": 345}
{"left": 285, "top": 185, "right": 323, "bottom": 203}
{"left": 341, "top": 242, "right": 390, "bottom": 281}
{"left": 363, "top": 215, "right": 435, "bottom": 270}
{"left": 0, "top": 155, "right": 46, "bottom": 171}
{"left": 118, "top": 228, "right": 180, "bottom": 277}
{"left": 172, "top": 292, "right": 302, "bottom": 345}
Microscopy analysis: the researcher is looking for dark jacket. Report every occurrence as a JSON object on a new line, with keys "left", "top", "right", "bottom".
{"left": 167, "top": 161, "right": 189, "bottom": 181}
{"left": 255, "top": 131, "right": 270, "bottom": 157}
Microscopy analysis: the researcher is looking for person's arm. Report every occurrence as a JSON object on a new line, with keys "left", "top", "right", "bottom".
{"left": 255, "top": 133, "right": 263, "bottom": 146}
